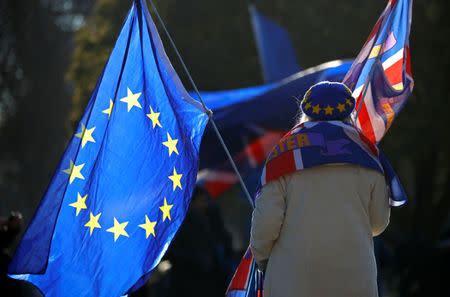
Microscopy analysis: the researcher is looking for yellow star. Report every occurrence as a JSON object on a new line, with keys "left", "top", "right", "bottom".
{"left": 107, "top": 217, "right": 129, "bottom": 242}
{"left": 139, "top": 215, "right": 157, "bottom": 238}
{"left": 146, "top": 106, "right": 162, "bottom": 128}
{"left": 312, "top": 104, "right": 321, "bottom": 114}
{"left": 159, "top": 198, "right": 173, "bottom": 222}
{"left": 102, "top": 99, "right": 114, "bottom": 119}
{"left": 168, "top": 167, "right": 182, "bottom": 191}
{"left": 303, "top": 102, "right": 312, "bottom": 110}
{"left": 120, "top": 88, "right": 142, "bottom": 112}
{"left": 324, "top": 105, "right": 334, "bottom": 115}
{"left": 346, "top": 98, "right": 354, "bottom": 106}
{"left": 84, "top": 212, "right": 101, "bottom": 235}
{"left": 337, "top": 103, "right": 346, "bottom": 113}
{"left": 69, "top": 193, "right": 88, "bottom": 216}
{"left": 62, "top": 160, "right": 85, "bottom": 184}
{"left": 162, "top": 133, "right": 179, "bottom": 156}
{"left": 75, "top": 123, "right": 96, "bottom": 148}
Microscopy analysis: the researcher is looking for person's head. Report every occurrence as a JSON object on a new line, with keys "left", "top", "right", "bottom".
{"left": 297, "top": 81, "right": 356, "bottom": 125}
{"left": 0, "top": 211, "right": 23, "bottom": 250}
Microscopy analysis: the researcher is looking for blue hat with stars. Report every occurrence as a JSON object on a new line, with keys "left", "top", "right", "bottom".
{"left": 301, "top": 81, "right": 356, "bottom": 121}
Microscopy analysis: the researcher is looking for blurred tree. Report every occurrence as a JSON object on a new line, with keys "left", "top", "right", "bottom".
{"left": 66, "top": 0, "right": 131, "bottom": 125}
{"left": 0, "top": 0, "right": 91, "bottom": 220}
{"left": 67, "top": 0, "right": 172, "bottom": 125}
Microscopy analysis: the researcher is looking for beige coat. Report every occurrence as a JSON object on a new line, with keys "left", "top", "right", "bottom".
{"left": 250, "top": 164, "right": 390, "bottom": 297}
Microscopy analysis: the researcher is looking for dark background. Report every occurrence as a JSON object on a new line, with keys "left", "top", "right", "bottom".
{"left": 1, "top": 0, "right": 449, "bottom": 296}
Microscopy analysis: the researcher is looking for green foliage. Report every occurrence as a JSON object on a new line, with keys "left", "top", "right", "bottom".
{"left": 66, "top": 0, "right": 131, "bottom": 124}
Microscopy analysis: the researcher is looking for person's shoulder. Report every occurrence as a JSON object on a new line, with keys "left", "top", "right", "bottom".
{"left": 289, "top": 163, "right": 383, "bottom": 181}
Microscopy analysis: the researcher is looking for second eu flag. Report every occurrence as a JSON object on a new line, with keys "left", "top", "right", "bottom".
{"left": 8, "top": 0, "right": 209, "bottom": 296}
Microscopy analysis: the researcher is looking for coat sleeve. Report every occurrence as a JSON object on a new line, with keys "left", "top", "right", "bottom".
{"left": 369, "top": 173, "right": 390, "bottom": 236}
{"left": 250, "top": 177, "right": 287, "bottom": 271}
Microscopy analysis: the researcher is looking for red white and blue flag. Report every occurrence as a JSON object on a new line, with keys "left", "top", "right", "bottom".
{"left": 258, "top": 121, "right": 407, "bottom": 207}
{"left": 198, "top": 131, "right": 284, "bottom": 198}
{"left": 344, "top": 0, "right": 413, "bottom": 143}
{"left": 226, "top": 248, "right": 263, "bottom": 297}
{"left": 260, "top": 121, "right": 383, "bottom": 187}
{"left": 227, "top": 1, "right": 414, "bottom": 296}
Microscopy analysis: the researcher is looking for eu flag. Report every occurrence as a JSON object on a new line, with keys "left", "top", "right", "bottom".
{"left": 8, "top": 0, "right": 208, "bottom": 296}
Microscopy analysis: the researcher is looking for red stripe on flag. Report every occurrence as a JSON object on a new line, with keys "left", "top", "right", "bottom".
{"left": 384, "top": 58, "right": 403, "bottom": 87}
{"left": 227, "top": 253, "right": 253, "bottom": 291}
{"left": 358, "top": 131, "right": 379, "bottom": 156}
{"left": 204, "top": 180, "right": 236, "bottom": 198}
{"left": 266, "top": 151, "right": 296, "bottom": 182}
{"left": 405, "top": 46, "right": 412, "bottom": 77}
{"left": 245, "top": 134, "right": 284, "bottom": 165}
{"left": 357, "top": 99, "right": 377, "bottom": 143}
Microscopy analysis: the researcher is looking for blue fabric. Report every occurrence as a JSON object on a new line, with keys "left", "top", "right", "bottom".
{"left": 8, "top": 0, "right": 208, "bottom": 296}
{"left": 249, "top": 5, "right": 300, "bottom": 82}
{"left": 344, "top": 0, "right": 411, "bottom": 94}
{"left": 263, "top": 121, "right": 407, "bottom": 206}
{"left": 189, "top": 83, "right": 276, "bottom": 110}
{"left": 343, "top": 0, "right": 413, "bottom": 143}
{"left": 265, "top": 121, "right": 384, "bottom": 181}
{"left": 197, "top": 60, "right": 353, "bottom": 170}
{"left": 379, "top": 150, "right": 408, "bottom": 206}
{"left": 301, "top": 81, "right": 355, "bottom": 120}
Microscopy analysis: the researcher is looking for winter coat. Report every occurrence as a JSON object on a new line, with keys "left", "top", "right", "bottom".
{"left": 250, "top": 164, "right": 390, "bottom": 297}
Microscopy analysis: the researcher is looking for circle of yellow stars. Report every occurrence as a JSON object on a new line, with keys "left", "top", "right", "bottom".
{"left": 64, "top": 87, "right": 184, "bottom": 242}
{"left": 302, "top": 97, "right": 354, "bottom": 116}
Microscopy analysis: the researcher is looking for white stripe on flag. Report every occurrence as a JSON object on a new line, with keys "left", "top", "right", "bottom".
{"left": 291, "top": 127, "right": 302, "bottom": 134}
{"left": 353, "top": 85, "right": 364, "bottom": 99}
{"left": 389, "top": 198, "right": 406, "bottom": 207}
{"left": 382, "top": 48, "right": 404, "bottom": 70}
{"left": 294, "top": 149, "right": 304, "bottom": 170}
{"left": 197, "top": 169, "right": 238, "bottom": 183}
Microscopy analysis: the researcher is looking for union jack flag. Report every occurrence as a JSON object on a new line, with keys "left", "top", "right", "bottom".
{"left": 344, "top": 0, "right": 413, "bottom": 143}
{"left": 227, "top": 1, "right": 414, "bottom": 295}
{"left": 226, "top": 248, "right": 263, "bottom": 297}
{"left": 198, "top": 131, "right": 284, "bottom": 198}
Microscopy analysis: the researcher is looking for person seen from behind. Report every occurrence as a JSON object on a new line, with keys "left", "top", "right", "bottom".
{"left": 250, "top": 81, "right": 390, "bottom": 297}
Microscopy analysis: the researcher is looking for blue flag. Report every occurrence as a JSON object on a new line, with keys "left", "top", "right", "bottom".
{"left": 8, "top": 0, "right": 208, "bottom": 296}
{"left": 249, "top": 4, "right": 300, "bottom": 83}
{"left": 193, "top": 60, "right": 352, "bottom": 171}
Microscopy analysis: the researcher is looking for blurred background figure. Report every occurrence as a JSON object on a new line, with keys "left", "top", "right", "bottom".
{"left": 0, "top": 211, "right": 41, "bottom": 296}
{"left": 164, "top": 187, "right": 234, "bottom": 297}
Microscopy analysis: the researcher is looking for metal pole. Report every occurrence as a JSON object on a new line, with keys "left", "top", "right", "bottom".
{"left": 147, "top": 0, "right": 255, "bottom": 208}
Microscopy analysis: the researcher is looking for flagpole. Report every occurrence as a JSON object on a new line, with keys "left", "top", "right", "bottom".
{"left": 147, "top": 0, "right": 255, "bottom": 208}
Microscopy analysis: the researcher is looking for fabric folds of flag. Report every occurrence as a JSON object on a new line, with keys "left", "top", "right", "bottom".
{"left": 249, "top": 4, "right": 300, "bottom": 83}
{"left": 196, "top": 60, "right": 352, "bottom": 198}
{"left": 226, "top": 248, "right": 263, "bottom": 297}
{"left": 198, "top": 131, "right": 284, "bottom": 198}
{"left": 8, "top": 0, "right": 208, "bottom": 296}
{"left": 344, "top": 0, "right": 413, "bottom": 143}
